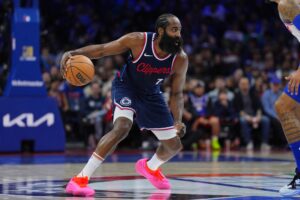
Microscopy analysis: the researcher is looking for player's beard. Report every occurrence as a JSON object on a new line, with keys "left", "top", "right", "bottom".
{"left": 159, "top": 31, "right": 183, "bottom": 54}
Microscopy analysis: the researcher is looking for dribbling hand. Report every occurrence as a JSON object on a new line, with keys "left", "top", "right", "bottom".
{"left": 60, "top": 51, "right": 72, "bottom": 79}
{"left": 174, "top": 122, "right": 186, "bottom": 138}
{"left": 286, "top": 69, "right": 300, "bottom": 95}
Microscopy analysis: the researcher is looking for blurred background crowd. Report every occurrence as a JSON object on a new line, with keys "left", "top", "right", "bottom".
{"left": 0, "top": 0, "right": 299, "bottom": 151}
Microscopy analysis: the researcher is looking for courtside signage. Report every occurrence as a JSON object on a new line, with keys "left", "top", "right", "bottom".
{"left": 3, "top": 113, "right": 54, "bottom": 128}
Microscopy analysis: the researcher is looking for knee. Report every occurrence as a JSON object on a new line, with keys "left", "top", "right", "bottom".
{"left": 166, "top": 137, "right": 183, "bottom": 154}
{"left": 209, "top": 117, "right": 219, "bottom": 125}
{"left": 112, "top": 118, "right": 132, "bottom": 141}
{"left": 275, "top": 95, "right": 294, "bottom": 115}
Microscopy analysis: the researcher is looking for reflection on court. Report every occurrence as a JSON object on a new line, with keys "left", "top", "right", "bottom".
{"left": 0, "top": 150, "right": 297, "bottom": 199}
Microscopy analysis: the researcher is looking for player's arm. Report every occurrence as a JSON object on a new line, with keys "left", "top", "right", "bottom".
{"left": 271, "top": 0, "right": 300, "bottom": 22}
{"left": 60, "top": 32, "right": 144, "bottom": 77}
{"left": 272, "top": 0, "right": 300, "bottom": 95}
{"left": 169, "top": 51, "right": 188, "bottom": 138}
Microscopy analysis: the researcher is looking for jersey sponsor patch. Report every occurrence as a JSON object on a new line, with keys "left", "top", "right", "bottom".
{"left": 120, "top": 97, "right": 132, "bottom": 106}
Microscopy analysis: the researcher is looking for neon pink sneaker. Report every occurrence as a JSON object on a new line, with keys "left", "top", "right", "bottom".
{"left": 135, "top": 158, "right": 170, "bottom": 189}
{"left": 65, "top": 176, "right": 95, "bottom": 196}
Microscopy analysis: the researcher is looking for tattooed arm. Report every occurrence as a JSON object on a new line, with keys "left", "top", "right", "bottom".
{"left": 271, "top": 0, "right": 300, "bottom": 21}
{"left": 271, "top": 0, "right": 300, "bottom": 95}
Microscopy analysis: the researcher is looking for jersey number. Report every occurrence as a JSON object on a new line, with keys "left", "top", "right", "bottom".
{"left": 155, "top": 78, "right": 163, "bottom": 85}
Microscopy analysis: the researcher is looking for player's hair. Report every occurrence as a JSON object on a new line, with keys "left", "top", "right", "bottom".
{"left": 155, "top": 13, "right": 177, "bottom": 36}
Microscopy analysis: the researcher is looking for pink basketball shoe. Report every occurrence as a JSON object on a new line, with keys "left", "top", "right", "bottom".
{"left": 65, "top": 176, "right": 95, "bottom": 197}
{"left": 135, "top": 158, "right": 170, "bottom": 189}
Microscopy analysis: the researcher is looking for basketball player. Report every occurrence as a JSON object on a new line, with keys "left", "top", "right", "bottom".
{"left": 270, "top": 0, "right": 300, "bottom": 197}
{"left": 60, "top": 14, "right": 188, "bottom": 196}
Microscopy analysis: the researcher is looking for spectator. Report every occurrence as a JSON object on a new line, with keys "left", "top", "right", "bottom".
{"left": 42, "top": 72, "right": 52, "bottom": 92}
{"left": 261, "top": 76, "right": 286, "bottom": 147}
{"left": 41, "top": 47, "right": 56, "bottom": 72}
{"left": 188, "top": 81, "right": 221, "bottom": 150}
{"left": 234, "top": 77, "right": 270, "bottom": 151}
{"left": 81, "top": 81, "right": 105, "bottom": 149}
{"left": 49, "top": 65, "right": 60, "bottom": 80}
{"left": 60, "top": 82, "right": 84, "bottom": 141}
{"left": 208, "top": 76, "right": 234, "bottom": 104}
{"left": 211, "top": 89, "right": 239, "bottom": 150}
{"left": 48, "top": 79, "right": 68, "bottom": 112}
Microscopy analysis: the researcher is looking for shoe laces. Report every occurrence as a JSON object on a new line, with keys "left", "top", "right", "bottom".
{"left": 288, "top": 168, "right": 300, "bottom": 189}
{"left": 152, "top": 169, "right": 165, "bottom": 180}
{"left": 73, "top": 176, "right": 89, "bottom": 187}
{"left": 288, "top": 175, "right": 299, "bottom": 189}
{"left": 146, "top": 164, "right": 165, "bottom": 180}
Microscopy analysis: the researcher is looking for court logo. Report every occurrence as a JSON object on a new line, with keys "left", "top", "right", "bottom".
{"left": 20, "top": 46, "right": 36, "bottom": 61}
{"left": 3, "top": 113, "right": 55, "bottom": 128}
{"left": 0, "top": 175, "right": 252, "bottom": 199}
{"left": 120, "top": 97, "right": 131, "bottom": 106}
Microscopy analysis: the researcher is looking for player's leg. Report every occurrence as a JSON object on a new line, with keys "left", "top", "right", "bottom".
{"left": 65, "top": 106, "right": 134, "bottom": 196}
{"left": 79, "top": 114, "right": 133, "bottom": 178}
{"left": 136, "top": 129, "right": 180, "bottom": 189}
{"left": 153, "top": 131, "right": 182, "bottom": 163}
{"left": 134, "top": 93, "right": 182, "bottom": 189}
{"left": 275, "top": 93, "right": 300, "bottom": 196}
{"left": 208, "top": 116, "right": 221, "bottom": 150}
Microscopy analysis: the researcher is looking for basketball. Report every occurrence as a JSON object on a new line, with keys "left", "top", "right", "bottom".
{"left": 65, "top": 55, "right": 95, "bottom": 86}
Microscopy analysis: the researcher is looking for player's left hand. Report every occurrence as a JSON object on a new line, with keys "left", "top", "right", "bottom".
{"left": 174, "top": 122, "right": 186, "bottom": 138}
{"left": 286, "top": 69, "right": 300, "bottom": 95}
{"left": 60, "top": 51, "right": 73, "bottom": 79}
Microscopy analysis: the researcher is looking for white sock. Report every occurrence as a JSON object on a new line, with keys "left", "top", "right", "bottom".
{"left": 147, "top": 154, "right": 166, "bottom": 171}
{"left": 77, "top": 152, "right": 104, "bottom": 179}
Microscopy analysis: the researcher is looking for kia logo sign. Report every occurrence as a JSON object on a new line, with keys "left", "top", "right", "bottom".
{"left": 3, "top": 113, "right": 54, "bottom": 127}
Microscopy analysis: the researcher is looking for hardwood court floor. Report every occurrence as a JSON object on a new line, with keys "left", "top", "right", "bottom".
{"left": 0, "top": 150, "right": 297, "bottom": 199}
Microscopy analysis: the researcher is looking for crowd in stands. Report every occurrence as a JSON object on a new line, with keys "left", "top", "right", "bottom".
{"left": 0, "top": 0, "right": 298, "bottom": 150}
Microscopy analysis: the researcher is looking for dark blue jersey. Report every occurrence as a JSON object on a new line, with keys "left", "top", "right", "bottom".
{"left": 115, "top": 32, "right": 177, "bottom": 94}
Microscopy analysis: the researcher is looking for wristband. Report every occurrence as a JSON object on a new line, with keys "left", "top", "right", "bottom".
{"left": 293, "top": 14, "right": 300, "bottom": 30}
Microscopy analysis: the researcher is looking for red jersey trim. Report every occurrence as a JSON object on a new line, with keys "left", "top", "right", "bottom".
{"left": 140, "top": 126, "right": 175, "bottom": 131}
{"left": 152, "top": 33, "right": 171, "bottom": 61}
{"left": 132, "top": 32, "right": 147, "bottom": 63}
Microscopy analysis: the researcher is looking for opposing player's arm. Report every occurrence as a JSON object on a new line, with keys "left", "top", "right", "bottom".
{"left": 272, "top": 0, "right": 300, "bottom": 95}
{"left": 276, "top": 0, "right": 300, "bottom": 22}
{"left": 169, "top": 51, "right": 188, "bottom": 138}
{"left": 60, "top": 32, "right": 144, "bottom": 77}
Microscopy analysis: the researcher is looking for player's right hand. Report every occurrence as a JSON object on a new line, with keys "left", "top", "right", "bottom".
{"left": 175, "top": 122, "right": 186, "bottom": 138}
{"left": 286, "top": 69, "right": 300, "bottom": 95}
{"left": 60, "top": 51, "right": 72, "bottom": 79}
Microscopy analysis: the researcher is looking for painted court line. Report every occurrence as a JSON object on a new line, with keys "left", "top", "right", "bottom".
{"left": 171, "top": 177, "right": 278, "bottom": 193}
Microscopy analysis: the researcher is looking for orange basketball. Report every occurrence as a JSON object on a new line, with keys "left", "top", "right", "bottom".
{"left": 65, "top": 55, "right": 95, "bottom": 86}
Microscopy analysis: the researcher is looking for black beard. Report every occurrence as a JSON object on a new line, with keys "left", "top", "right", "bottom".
{"left": 158, "top": 32, "right": 183, "bottom": 54}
